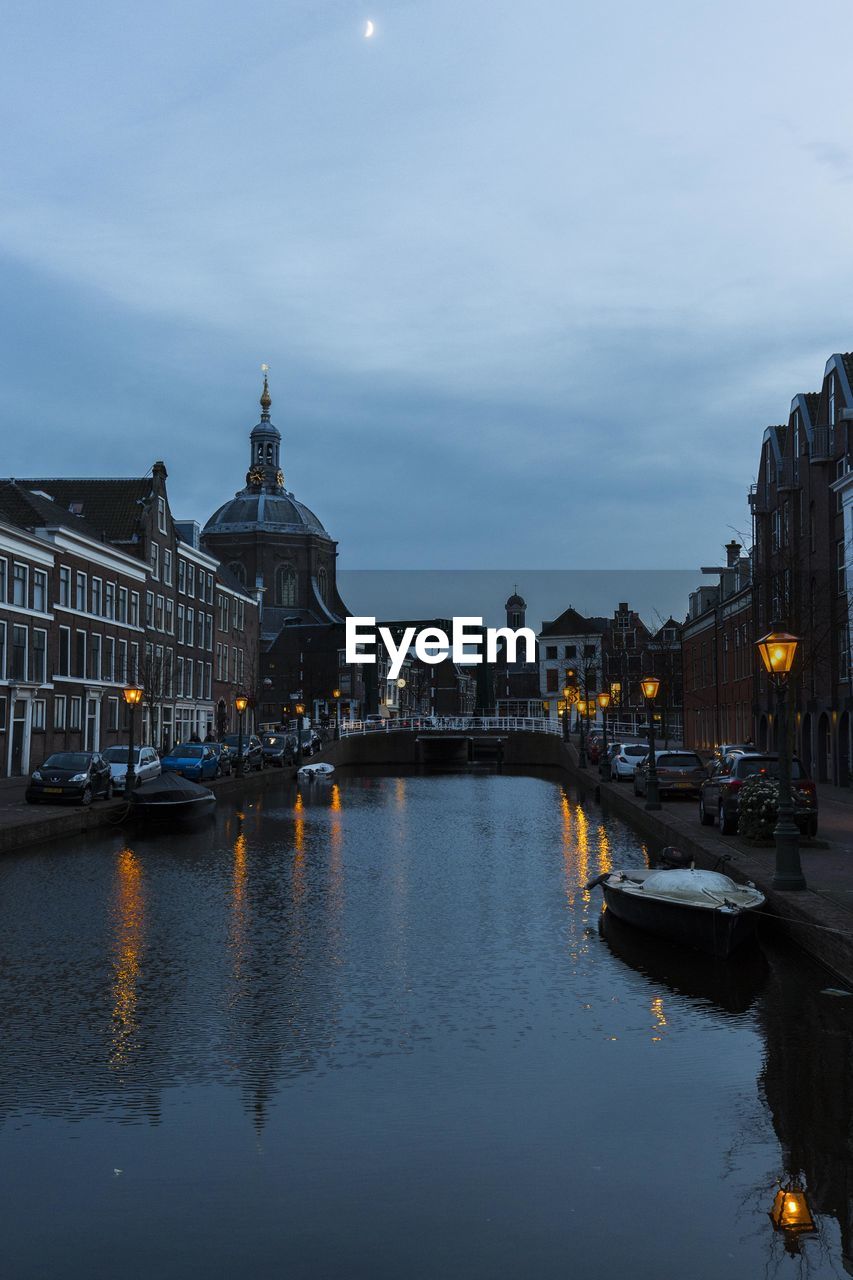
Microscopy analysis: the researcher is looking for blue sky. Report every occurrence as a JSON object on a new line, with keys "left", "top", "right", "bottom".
{"left": 2, "top": 0, "right": 853, "bottom": 573}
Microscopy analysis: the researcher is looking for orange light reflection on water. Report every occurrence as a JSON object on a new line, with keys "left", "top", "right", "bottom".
{"left": 110, "top": 847, "right": 144, "bottom": 1070}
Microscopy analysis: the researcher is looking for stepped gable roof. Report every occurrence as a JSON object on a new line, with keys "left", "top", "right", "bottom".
{"left": 540, "top": 607, "right": 605, "bottom": 637}
{"left": 0, "top": 479, "right": 103, "bottom": 541}
{"left": 13, "top": 477, "right": 152, "bottom": 543}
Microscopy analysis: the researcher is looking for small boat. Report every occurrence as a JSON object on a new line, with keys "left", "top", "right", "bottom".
{"left": 297, "top": 762, "right": 335, "bottom": 780}
{"left": 128, "top": 772, "right": 216, "bottom": 825}
{"left": 588, "top": 866, "right": 765, "bottom": 958}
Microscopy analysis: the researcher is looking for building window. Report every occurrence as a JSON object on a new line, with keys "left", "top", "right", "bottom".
{"left": 130, "top": 642, "right": 140, "bottom": 682}
{"left": 151, "top": 542, "right": 160, "bottom": 580}
{"left": 186, "top": 608, "right": 194, "bottom": 647}
{"left": 117, "top": 586, "right": 128, "bottom": 623}
{"left": 145, "top": 592, "right": 154, "bottom": 626}
{"left": 12, "top": 562, "right": 28, "bottom": 608}
{"left": 105, "top": 582, "right": 115, "bottom": 619}
{"left": 545, "top": 645, "right": 557, "bottom": 660}
{"left": 33, "top": 569, "right": 48, "bottom": 612}
{"left": 31, "top": 628, "right": 47, "bottom": 683}
{"left": 75, "top": 630, "right": 86, "bottom": 679}
{"left": 54, "top": 695, "right": 67, "bottom": 730}
{"left": 177, "top": 656, "right": 185, "bottom": 697}
{"left": 177, "top": 603, "right": 185, "bottom": 644}
{"left": 70, "top": 697, "right": 82, "bottom": 730}
{"left": 166, "top": 598, "right": 174, "bottom": 634}
{"left": 30, "top": 698, "right": 46, "bottom": 731}
{"left": 164, "top": 549, "right": 173, "bottom": 586}
{"left": 187, "top": 563, "right": 195, "bottom": 597}
{"left": 59, "top": 566, "right": 71, "bottom": 607}
{"left": 546, "top": 668, "right": 558, "bottom": 692}
{"left": 105, "top": 636, "right": 115, "bottom": 682}
{"left": 118, "top": 639, "right": 127, "bottom": 683}
{"left": 58, "top": 625, "right": 71, "bottom": 677}
{"left": 206, "top": 572, "right": 213, "bottom": 603}
{"left": 0, "top": 558, "right": 6, "bottom": 602}
{"left": 89, "top": 633, "right": 102, "bottom": 681}
{"left": 838, "top": 540, "right": 847, "bottom": 595}
{"left": 157, "top": 496, "right": 167, "bottom": 534}
{"left": 276, "top": 565, "right": 297, "bottom": 606}
{"left": 76, "top": 572, "right": 87, "bottom": 612}
{"left": 178, "top": 559, "right": 186, "bottom": 594}
{"left": 155, "top": 594, "right": 164, "bottom": 630}
{"left": 11, "top": 626, "right": 27, "bottom": 680}
{"left": 829, "top": 372, "right": 837, "bottom": 426}
{"left": 318, "top": 566, "right": 328, "bottom": 603}
{"left": 0, "top": 621, "right": 5, "bottom": 678}
{"left": 130, "top": 592, "right": 140, "bottom": 627}
{"left": 108, "top": 697, "right": 120, "bottom": 731}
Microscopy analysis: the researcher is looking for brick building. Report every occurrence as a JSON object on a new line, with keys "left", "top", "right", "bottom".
{"left": 681, "top": 542, "right": 753, "bottom": 751}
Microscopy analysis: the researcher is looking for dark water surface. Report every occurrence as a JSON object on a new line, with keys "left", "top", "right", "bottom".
{"left": 1, "top": 772, "right": 851, "bottom": 1279}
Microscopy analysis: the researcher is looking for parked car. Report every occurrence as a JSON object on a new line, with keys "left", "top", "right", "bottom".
{"left": 262, "top": 733, "right": 296, "bottom": 767}
{"left": 634, "top": 750, "right": 707, "bottom": 799}
{"left": 26, "top": 751, "right": 113, "bottom": 805}
{"left": 700, "top": 752, "right": 817, "bottom": 836}
{"left": 207, "top": 742, "right": 234, "bottom": 776}
{"left": 363, "top": 714, "right": 385, "bottom": 729}
{"left": 102, "top": 745, "right": 161, "bottom": 788}
{"left": 220, "top": 733, "right": 265, "bottom": 771}
{"left": 714, "top": 742, "right": 752, "bottom": 764}
{"left": 610, "top": 743, "right": 649, "bottom": 781}
{"left": 161, "top": 743, "right": 220, "bottom": 782}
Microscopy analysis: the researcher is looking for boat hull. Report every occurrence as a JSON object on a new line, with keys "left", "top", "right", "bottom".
{"left": 602, "top": 884, "right": 759, "bottom": 958}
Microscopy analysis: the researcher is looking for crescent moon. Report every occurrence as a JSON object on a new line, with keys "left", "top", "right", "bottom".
{"left": 364, "top": 19, "right": 375, "bottom": 37}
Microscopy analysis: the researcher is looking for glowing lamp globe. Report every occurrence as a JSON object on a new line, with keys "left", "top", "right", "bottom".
{"left": 123, "top": 685, "right": 144, "bottom": 707}
{"left": 640, "top": 676, "right": 660, "bottom": 701}
{"left": 769, "top": 1183, "right": 816, "bottom": 1236}
{"left": 235, "top": 695, "right": 249, "bottom": 714}
{"left": 757, "top": 629, "right": 799, "bottom": 678}
{"left": 597, "top": 691, "right": 611, "bottom": 711}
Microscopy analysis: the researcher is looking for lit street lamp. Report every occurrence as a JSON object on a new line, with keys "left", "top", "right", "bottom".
{"left": 122, "top": 684, "right": 144, "bottom": 797}
{"left": 577, "top": 698, "right": 588, "bottom": 768}
{"left": 562, "top": 686, "right": 572, "bottom": 741}
{"left": 640, "top": 676, "right": 661, "bottom": 810}
{"left": 295, "top": 701, "right": 305, "bottom": 767}
{"left": 235, "top": 693, "right": 249, "bottom": 777}
{"left": 597, "top": 690, "right": 611, "bottom": 780}
{"left": 396, "top": 676, "right": 406, "bottom": 722}
{"left": 332, "top": 688, "right": 341, "bottom": 741}
{"left": 756, "top": 627, "right": 805, "bottom": 890}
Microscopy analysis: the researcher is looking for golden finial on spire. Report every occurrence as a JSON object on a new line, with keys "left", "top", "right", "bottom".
{"left": 260, "top": 363, "right": 271, "bottom": 417}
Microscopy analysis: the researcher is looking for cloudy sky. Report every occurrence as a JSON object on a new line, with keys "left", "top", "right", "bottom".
{"left": 2, "top": 0, "right": 853, "bottom": 576}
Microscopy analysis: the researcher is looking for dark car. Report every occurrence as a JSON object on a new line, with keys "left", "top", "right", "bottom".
{"left": 207, "top": 742, "right": 233, "bottom": 776}
{"left": 26, "top": 751, "right": 113, "bottom": 805}
{"left": 221, "top": 733, "right": 264, "bottom": 771}
{"left": 262, "top": 733, "right": 296, "bottom": 767}
{"left": 700, "top": 752, "right": 817, "bottom": 836}
{"left": 634, "top": 750, "right": 707, "bottom": 799}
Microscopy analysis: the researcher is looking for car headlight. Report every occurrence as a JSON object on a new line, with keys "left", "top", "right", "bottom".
{"left": 70, "top": 773, "right": 88, "bottom": 782}
{"left": 32, "top": 771, "right": 42, "bottom": 781}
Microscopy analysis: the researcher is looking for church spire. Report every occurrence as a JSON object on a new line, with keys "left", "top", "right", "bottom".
{"left": 246, "top": 364, "right": 283, "bottom": 493}
{"left": 260, "top": 363, "right": 272, "bottom": 420}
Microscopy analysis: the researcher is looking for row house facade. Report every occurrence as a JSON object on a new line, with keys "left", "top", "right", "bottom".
{"left": 0, "top": 468, "right": 260, "bottom": 778}
{"left": 751, "top": 353, "right": 853, "bottom": 784}
{"left": 682, "top": 542, "right": 754, "bottom": 751}
{"left": 538, "top": 607, "right": 606, "bottom": 727}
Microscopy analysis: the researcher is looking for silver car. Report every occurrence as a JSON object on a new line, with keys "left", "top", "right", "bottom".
{"left": 102, "top": 745, "right": 162, "bottom": 787}
{"left": 610, "top": 743, "right": 649, "bottom": 781}
{"left": 633, "top": 750, "right": 707, "bottom": 798}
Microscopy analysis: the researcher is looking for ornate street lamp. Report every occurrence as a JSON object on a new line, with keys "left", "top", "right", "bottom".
{"left": 235, "top": 693, "right": 249, "bottom": 778}
{"left": 640, "top": 675, "right": 661, "bottom": 810}
{"left": 597, "top": 690, "right": 611, "bottom": 780}
{"left": 396, "top": 676, "right": 406, "bottom": 722}
{"left": 122, "top": 684, "right": 144, "bottom": 797}
{"left": 562, "top": 686, "right": 572, "bottom": 741}
{"left": 769, "top": 1180, "right": 817, "bottom": 1254}
{"left": 332, "top": 688, "right": 341, "bottom": 741}
{"left": 577, "top": 698, "right": 588, "bottom": 768}
{"left": 294, "top": 701, "right": 305, "bottom": 767}
{"left": 756, "top": 627, "right": 804, "bottom": 890}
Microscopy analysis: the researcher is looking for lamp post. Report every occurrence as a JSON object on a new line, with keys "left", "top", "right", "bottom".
{"left": 562, "top": 686, "right": 572, "bottom": 741}
{"left": 332, "top": 688, "right": 341, "bottom": 741}
{"left": 577, "top": 699, "right": 588, "bottom": 768}
{"left": 756, "top": 628, "right": 805, "bottom": 890}
{"left": 597, "top": 691, "right": 611, "bottom": 780}
{"left": 122, "top": 684, "right": 144, "bottom": 797}
{"left": 235, "top": 693, "right": 248, "bottom": 777}
{"left": 610, "top": 682, "right": 621, "bottom": 735}
{"left": 295, "top": 702, "right": 305, "bottom": 767}
{"left": 396, "top": 676, "right": 406, "bottom": 722}
{"left": 640, "top": 676, "right": 661, "bottom": 810}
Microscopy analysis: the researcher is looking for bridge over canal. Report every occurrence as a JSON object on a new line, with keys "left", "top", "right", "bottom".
{"left": 324, "top": 717, "right": 575, "bottom": 770}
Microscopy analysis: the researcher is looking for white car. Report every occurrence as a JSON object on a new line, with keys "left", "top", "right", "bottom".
{"left": 102, "top": 745, "right": 162, "bottom": 787}
{"left": 610, "top": 743, "right": 648, "bottom": 781}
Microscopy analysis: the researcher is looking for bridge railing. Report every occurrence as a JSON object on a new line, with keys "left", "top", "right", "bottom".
{"left": 340, "top": 716, "right": 566, "bottom": 737}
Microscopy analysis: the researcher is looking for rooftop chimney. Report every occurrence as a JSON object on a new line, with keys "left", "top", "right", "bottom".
{"left": 725, "top": 540, "right": 741, "bottom": 568}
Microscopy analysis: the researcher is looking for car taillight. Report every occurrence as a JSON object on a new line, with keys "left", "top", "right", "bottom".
{"left": 724, "top": 778, "right": 743, "bottom": 791}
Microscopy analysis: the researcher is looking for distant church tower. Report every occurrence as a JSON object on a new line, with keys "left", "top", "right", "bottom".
{"left": 505, "top": 588, "right": 526, "bottom": 630}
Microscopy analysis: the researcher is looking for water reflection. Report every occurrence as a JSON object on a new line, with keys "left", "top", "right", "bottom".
{"left": 109, "top": 848, "right": 144, "bottom": 1071}
{"left": 0, "top": 772, "right": 850, "bottom": 1278}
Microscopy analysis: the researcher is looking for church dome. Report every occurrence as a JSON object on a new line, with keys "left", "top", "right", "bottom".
{"left": 203, "top": 490, "right": 330, "bottom": 536}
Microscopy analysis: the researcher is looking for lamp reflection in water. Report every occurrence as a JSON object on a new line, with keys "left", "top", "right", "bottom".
{"left": 650, "top": 994, "right": 667, "bottom": 1043}
{"left": 230, "top": 830, "right": 249, "bottom": 984}
{"left": 292, "top": 791, "right": 306, "bottom": 904}
{"left": 769, "top": 1180, "right": 817, "bottom": 1254}
{"left": 110, "top": 847, "right": 144, "bottom": 1070}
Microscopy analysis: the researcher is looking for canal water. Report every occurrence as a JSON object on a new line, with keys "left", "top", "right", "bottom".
{"left": 0, "top": 771, "right": 850, "bottom": 1279}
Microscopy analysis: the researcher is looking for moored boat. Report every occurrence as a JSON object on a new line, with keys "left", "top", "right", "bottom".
{"left": 128, "top": 772, "right": 216, "bottom": 826}
{"left": 297, "top": 762, "right": 335, "bottom": 780}
{"left": 589, "top": 866, "right": 765, "bottom": 958}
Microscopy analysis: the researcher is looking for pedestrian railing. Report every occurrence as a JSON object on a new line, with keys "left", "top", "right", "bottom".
{"left": 340, "top": 716, "right": 566, "bottom": 737}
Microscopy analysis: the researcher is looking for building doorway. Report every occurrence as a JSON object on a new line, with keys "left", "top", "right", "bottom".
{"left": 9, "top": 700, "right": 29, "bottom": 777}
